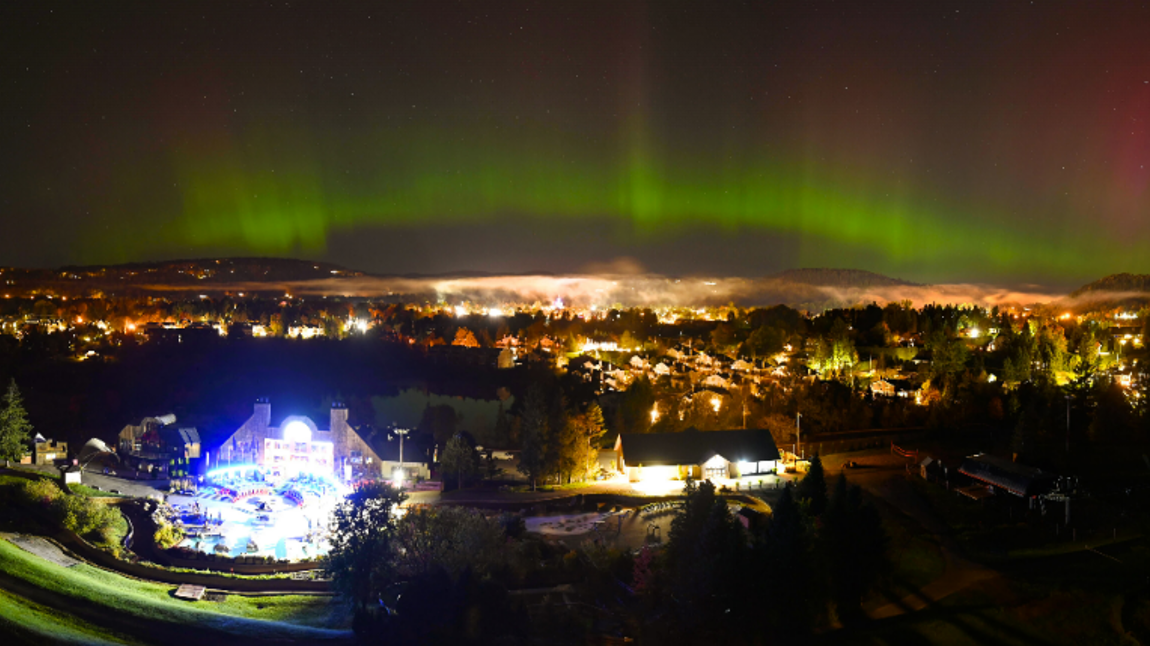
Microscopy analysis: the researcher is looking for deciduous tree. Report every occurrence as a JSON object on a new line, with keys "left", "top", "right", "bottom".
{"left": 326, "top": 482, "right": 406, "bottom": 611}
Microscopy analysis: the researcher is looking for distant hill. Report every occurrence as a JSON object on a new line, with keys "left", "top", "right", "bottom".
{"left": 0, "top": 257, "right": 365, "bottom": 298}
{"left": 771, "top": 268, "right": 919, "bottom": 289}
{"left": 1069, "top": 273, "right": 1150, "bottom": 298}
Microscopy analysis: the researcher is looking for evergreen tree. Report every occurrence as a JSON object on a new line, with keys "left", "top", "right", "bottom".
{"left": 0, "top": 380, "right": 33, "bottom": 467}
{"left": 618, "top": 376, "right": 656, "bottom": 434}
{"left": 660, "top": 478, "right": 749, "bottom": 640}
{"left": 491, "top": 403, "right": 512, "bottom": 448}
{"left": 1090, "top": 379, "right": 1135, "bottom": 443}
{"left": 760, "top": 484, "right": 816, "bottom": 638}
{"left": 795, "top": 454, "right": 828, "bottom": 516}
{"left": 821, "top": 473, "right": 887, "bottom": 624}
{"left": 517, "top": 385, "right": 550, "bottom": 490}
{"left": 440, "top": 434, "right": 479, "bottom": 491}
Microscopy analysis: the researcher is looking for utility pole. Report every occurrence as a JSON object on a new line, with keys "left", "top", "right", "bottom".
{"left": 796, "top": 412, "right": 802, "bottom": 461}
{"left": 1065, "top": 395, "right": 1071, "bottom": 454}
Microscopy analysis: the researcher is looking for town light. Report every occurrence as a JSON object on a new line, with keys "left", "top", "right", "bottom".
{"left": 638, "top": 465, "right": 677, "bottom": 482}
{"left": 711, "top": 397, "right": 721, "bottom": 413}
{"left": 356, "top": 319, "right": 367, "bottom": 333}
{"left": 650, "top": 406, "right": 660, "bottom": 424}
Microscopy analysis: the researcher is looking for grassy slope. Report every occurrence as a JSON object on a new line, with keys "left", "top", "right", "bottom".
{"left": 0, "top": 539, "right": 351, "bottom": 641}
{"left": 0, "top": 587, "right": 141, "bottom": 646}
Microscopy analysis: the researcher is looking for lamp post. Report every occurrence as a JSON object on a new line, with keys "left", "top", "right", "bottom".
{"left": 393, "top": 428, "right": 409, "bottom": 486}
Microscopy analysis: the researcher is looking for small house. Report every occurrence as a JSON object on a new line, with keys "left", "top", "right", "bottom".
{"left": 615, "top": 428, "right": 781, "bottom": 483}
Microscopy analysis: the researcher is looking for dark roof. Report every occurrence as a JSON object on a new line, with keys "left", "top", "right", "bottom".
{"left": 372, "top": 431, "right": 433, "bottom": 463}
{"left": 958, "top": 454, "right": 1056, "bottom": 497}
{"left": 618, "top": 428, "right": 780, "bottom": 466}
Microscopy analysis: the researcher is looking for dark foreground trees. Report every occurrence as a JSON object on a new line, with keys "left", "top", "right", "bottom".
{"left": 327, "top": 484, "right": 528, "bottom": 644}
{"left": 326, "top": 482, "right": 406, "bottom": 613}
{"left": 644, "top": 470, "right": 887, "bottom": 643}
{"left": 822, "top": 473, "right": 887, "bottom": 622}
{"left": 329, "top": 469, "right": 886, "bottom": 645}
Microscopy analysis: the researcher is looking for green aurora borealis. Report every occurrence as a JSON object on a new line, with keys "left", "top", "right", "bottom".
{"left": 3, "top": 1, "right": 1149, "bottom": 284}
{"left": 160, "top": 124, "right": 1139, "bottom": 280}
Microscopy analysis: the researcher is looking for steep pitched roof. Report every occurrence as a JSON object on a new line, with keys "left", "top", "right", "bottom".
{"left": 958, "top": 454, "right": 1056, "bottom": 497}
{"left": 618, "top": 428, "right": 780, "bottom": 467}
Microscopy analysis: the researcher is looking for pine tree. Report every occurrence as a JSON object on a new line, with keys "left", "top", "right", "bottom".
{"left": 821, "top": 473, "right": 887, "bottom": 624}
{"left": 0, "top": 380, "right": 33, "bottom": 467}
{"left": 440, "top": 434, "right": 479, "bottom": 491}
{"left": 762, "top": 485, "right": 816, "bottom": 637}
{"left": 795, "top": 454, "right": 828, "bottom": 516}
{"left": 517, "top": 385, "right": 550, "bottom": 490}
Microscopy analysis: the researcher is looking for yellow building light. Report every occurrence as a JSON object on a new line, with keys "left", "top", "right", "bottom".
{"left": 638, "top": 465, "right": 678, "bottom": 482}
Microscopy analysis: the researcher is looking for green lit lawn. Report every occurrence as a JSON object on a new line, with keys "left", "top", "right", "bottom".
{"left": 0, "top": 539, "right": 351, "bottom": 641}
{"left": 0, "top": 587, "right": 141, "bottom": 646}
{"left": 70, "top": 483, "right": 127, "bottom": 498}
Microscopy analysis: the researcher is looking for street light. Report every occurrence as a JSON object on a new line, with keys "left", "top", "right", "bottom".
{"left": 393, "top": 428, "right": 410, "bottom": 487}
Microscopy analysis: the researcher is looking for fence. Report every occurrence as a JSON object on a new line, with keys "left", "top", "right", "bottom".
{"left": 891, "top": 441, "right": 919, "bottom": 461}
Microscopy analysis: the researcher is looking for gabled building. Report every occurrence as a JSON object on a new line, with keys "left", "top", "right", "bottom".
{"left": 374, "top": 431, "right": 433, "bottom": 482}
{"left": 117, "top": 414, "right": 200, "bottom": 477}
{"left": 615, "top": 428, "right": 781, "bottom": 483}
{"left": 119, "top": 414, "right": 200, "bottom": 458}
{"left": 218, "top": 399, "right": 382, "bottom": 483}
{"left": 870, "top": 378, "right": 916, "bottom": 398}
{"left": 24, "top": 433, "right": 68, "bottom": 466}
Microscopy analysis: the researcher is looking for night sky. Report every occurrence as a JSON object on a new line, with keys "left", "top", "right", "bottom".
{"left": 2, "top": 1, "right": 1149, "bottom": 287}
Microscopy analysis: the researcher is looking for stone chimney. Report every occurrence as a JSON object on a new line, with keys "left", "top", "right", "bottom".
{"left": 330, "top": 402, "right": 348, "bottom": 432}
{"left": 253, "top": 398, "right": 271, "bottom": 427}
